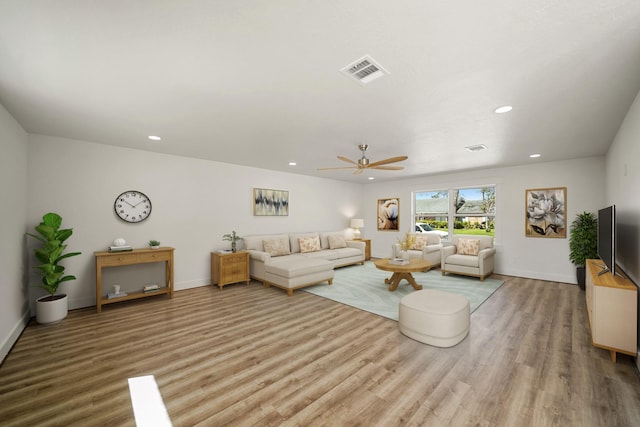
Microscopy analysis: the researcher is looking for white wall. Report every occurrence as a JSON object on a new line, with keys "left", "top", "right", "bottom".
{"left": 0, "top": 103, "right": 29, "bottom": 361}
{"left": 364, "top": 157, "right": 606, "bottom": 284}
{"left": 26, "top": 134, "right": 364, "bottom": 310}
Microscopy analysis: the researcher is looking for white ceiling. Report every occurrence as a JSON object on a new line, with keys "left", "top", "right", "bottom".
{"left": 2, "top": 1, "right": 640, "bottom": 182}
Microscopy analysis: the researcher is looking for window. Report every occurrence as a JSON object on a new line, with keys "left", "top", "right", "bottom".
{"left": 414, "top": 186, "right": 495, "bottom": 238}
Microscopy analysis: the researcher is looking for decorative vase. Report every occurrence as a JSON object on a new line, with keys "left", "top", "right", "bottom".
{"left": 400, "top": 250, "right": 410, "bottom": 260}
{"left": 36, "top": 294, "right": 68, "bottom": 324}
{"left": 231, "top": 241, "right": 237, "bottom": 253}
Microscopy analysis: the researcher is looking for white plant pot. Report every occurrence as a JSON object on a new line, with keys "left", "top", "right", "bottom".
{"left": 150, "top": 245, "right": 160, "bottom": 250}
{"left": 36, "top": 294, "right": 68, "bottom": 325}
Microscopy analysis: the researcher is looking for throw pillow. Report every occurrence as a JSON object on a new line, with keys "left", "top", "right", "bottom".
{"left": 409, "top": 235, "right": 428, "bottom": 250}
{"left": 262, "top": 239, "right": 290, "bottom": 256}
{"left": 328, "top": 234, "right": 347, "bottom": 249}
{"left": 458, "top": 239, "right": 480, "bottom": 256}
{"left": 299, "top": 236, "right": 321, "bottom": 253}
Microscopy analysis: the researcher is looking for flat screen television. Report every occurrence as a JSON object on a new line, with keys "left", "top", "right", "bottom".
{"left": 597, "top": 205, "right": 616, "bottom": 276}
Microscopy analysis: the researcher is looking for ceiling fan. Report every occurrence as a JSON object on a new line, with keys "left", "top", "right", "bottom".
{"left": 318, "top": 144, "right": 408, "bottom": 175}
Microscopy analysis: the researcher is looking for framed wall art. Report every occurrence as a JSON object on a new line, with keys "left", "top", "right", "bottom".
{"left": 253, "top": 188, "right": 289, "bottom": 216}
{"left": 377, "top": 198, "right": 399, "bottom": 231}
{"left": 525, "top": 187, "right": 566, "bottom": 238}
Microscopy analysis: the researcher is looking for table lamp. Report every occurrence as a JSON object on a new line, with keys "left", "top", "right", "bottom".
{"left": 350, "top": 218, "right": 364, "bottom": 239}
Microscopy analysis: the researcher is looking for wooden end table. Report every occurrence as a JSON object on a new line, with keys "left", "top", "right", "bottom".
{"left": 374, "top": 258, "right": 431, "bottom": 292}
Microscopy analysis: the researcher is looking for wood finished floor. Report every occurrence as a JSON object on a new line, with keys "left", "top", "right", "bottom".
{"left": 1, "top": 275, "right": 639, "bottom": 427}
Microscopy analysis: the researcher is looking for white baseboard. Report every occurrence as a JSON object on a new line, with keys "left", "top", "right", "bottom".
{"left": 175, "top": 279, "right": 211, "bottom": 291}
{"left": 1, "top": 310, "right": 31, "bottom": 364}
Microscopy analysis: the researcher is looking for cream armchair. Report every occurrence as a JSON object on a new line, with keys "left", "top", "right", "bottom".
{"left": 392, "top": 232, "right": 443, "bottom": 267}
{"left": 441, "top": 234, "right": 496, "bottom": 281}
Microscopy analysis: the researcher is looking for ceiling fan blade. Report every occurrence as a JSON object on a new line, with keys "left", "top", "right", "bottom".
{"left": 370, "top": 165, "right": 404, "bottom": 171}
{"left": 317, "top": 166, "right": 358, "bottom": 171}
{"left": 353, "top": 168, "right": 364, "bottom": 175}
{"left": 366, "top": 156, "right": 408, "bottom": 168}
{"left": 337, "top": 156, "right": 358, "bottom": 166}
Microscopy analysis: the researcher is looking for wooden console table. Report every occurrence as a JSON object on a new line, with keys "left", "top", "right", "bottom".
{"left": 94, "top": 247, "right": 174, "bottom": 312}
{"left": 585, "top": 259, "right": 637, "bottom": 362}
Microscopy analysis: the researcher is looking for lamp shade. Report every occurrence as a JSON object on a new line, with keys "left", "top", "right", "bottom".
{"left": 350, "top": 218, "right": 364, "bottom": 229}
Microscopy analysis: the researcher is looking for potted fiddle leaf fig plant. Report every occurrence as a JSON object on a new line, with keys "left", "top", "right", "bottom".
{"left": 222, "top": 231, "right": 242, "bottom": 253}
{"left": 569, "top": 211, "right": 598, "bottom": 290}
{"left": 27, "top": 212, "right": 81, "bottom": 324}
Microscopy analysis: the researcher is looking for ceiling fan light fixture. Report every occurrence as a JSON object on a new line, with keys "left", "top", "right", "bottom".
{"left": 465, "top": 144, "right": 488, "bottom": 152}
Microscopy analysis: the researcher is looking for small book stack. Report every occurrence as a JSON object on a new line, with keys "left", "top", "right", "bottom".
{"left": 389, "top": 258, "right": 409, "bottom": 265}
{"left": 107, "top": 291, "right": 128, "bottom": 299}
{"left": 143, "top": 284, "right": 161, "bottom": 293}
{"left": 109, "top": 245, "right": 133, "bottom": 252}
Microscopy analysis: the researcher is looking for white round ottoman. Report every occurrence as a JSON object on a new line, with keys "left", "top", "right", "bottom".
{"left": 399, "top": 289, "right": 470, "bottom": 347}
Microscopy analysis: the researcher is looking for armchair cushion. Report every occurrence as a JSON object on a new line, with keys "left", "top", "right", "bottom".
{"left": 457, "top": 238, "right": 480, "bottom": 256}
{"left": 409, "top": 235, "right": 428, "bottom": 250}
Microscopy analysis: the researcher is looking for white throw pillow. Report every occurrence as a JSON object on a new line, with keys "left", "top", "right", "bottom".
{"left": 299, "top": 236, "right": 321, "bottom": 253}
{"left": 409, "top": 235, "right": 428, "bottom": 250}
{"left": 328, "top": 234, "right": 347, "bottom": 249}
{"left": 458, "top": 239, "right": 480, "bottom": 256}
{"left": 262, "top": 239, "right": 290, "bottom": 256}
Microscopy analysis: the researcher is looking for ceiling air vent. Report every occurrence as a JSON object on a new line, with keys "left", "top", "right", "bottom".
{"left": 340, "top": 55, "right": 389, "bottom": 85}
{"left": 465, "top": 144, "right": 488, "bottom": 153}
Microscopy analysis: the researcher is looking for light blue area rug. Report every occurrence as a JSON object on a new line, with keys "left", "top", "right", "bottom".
{"left": 303, "top": 261, "right": 504, "bottom": 321}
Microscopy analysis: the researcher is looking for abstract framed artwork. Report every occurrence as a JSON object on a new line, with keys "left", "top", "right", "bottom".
{"left": 377, "top": 198, "right": 399, "bottom": 231}
{"left": 525, "top": 187, "right": 566, "bottom": 238}
{"left": 253, "top": 188, "right": 289, "bottom": 216}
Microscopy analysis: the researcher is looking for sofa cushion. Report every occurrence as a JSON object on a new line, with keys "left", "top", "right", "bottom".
{"left": 458, "top": 239, "right": 480, "bottom": 256}
{"left": 319, "top": 232, "right": 344, "bottom": 249}
{"left": 328, "top": 234, "right": 347, "bottom": 249}
{"left": 299, "top": 235, "right": 321, "bottom": 253}
{"left": 289, "top": 232, "right": 319, "bottom": 253}
{"left": 266, "top": 257, "right": 334, "bottom": 277}
{"left": 263, "top": 238, "right": 291, "bottom": 256}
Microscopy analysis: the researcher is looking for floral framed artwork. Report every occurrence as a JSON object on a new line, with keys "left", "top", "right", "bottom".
{"left": 525, "top": 187, "right": 566, "bottom": 238}
{"left": 253, "top": 188, "right": 289, "bottom": 216}
{"left": 377, "top": 198, "right": 399, "bottom": 231}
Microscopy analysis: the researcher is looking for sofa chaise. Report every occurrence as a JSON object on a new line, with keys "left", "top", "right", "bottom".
{"left": 243, "top": 231, "right": 365, "bottom": 295}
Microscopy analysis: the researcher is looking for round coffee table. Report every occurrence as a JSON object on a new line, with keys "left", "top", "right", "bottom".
{"left": 374, "top": 258, "right": 432, "bottom": 291}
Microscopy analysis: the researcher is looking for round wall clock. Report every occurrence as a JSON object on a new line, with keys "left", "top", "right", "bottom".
{"left": 114, "top": 190, "right": 152, "bottom": 223}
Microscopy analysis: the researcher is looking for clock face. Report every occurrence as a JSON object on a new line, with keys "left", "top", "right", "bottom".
{"left": 114, "top": 191, "right": 152, "bottom": 223}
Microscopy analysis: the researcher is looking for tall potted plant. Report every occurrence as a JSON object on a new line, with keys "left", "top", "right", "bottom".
{"left": 569, "top": 211, "right": 598, "bottom": 290}
{"left": 27, "top": 212, "right": 81, "bottom": 324}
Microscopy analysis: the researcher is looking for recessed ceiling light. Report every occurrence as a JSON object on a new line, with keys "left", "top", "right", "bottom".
{"left": 288, "top": 162, "right": 297, "bottom": 166}
{"left": 494, "top": 105, "right": 513, "bottom": 114}
{"left": 368, "top": 177, "right": 375, "bottom": 180}
{"left": 529, "top": 153, "right": 541, "bottom": 158}
{"left": 148, "top": 135, "right": 161, "bottom": 141}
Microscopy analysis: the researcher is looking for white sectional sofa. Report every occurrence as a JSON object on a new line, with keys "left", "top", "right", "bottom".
{"left": 243, "top": 231, "right": 365, "bottom": 295}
